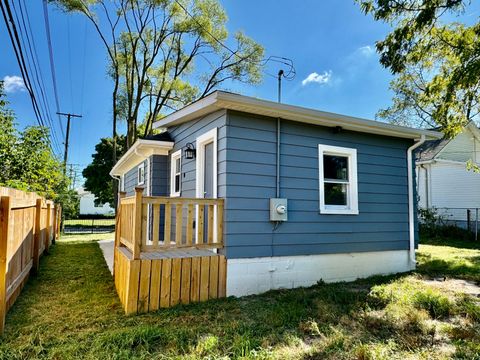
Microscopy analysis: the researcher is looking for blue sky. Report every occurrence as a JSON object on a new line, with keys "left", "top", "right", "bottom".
{"left": 0, "top": 0, "right": 459, "bottom": 185}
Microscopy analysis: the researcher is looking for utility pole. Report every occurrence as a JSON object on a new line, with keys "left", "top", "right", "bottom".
{"left": 57, "top": 112, "right": 82, "bottom": 170}
{"left": 68, "top": 164, "right": 78, "bottom": 190}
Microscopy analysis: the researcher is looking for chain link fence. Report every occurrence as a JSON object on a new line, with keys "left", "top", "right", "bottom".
{"left": 427, "top": 207, "right": 479, "bottom": 240}
{"left": 63, "top": 218, "right": 115, "bottom": 234}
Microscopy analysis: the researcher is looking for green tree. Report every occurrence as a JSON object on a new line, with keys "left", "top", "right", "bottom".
{"left": 82, "top": 136, "right": 127, "bottom": 206}
{"left": 0, "top": 81, "right": 79, "bottom": 217}
{"left": 358, "top": 0, "right": 479, "bottom": 137}
{"left": 52, "top": 0, "right": 264, "bottom": 149}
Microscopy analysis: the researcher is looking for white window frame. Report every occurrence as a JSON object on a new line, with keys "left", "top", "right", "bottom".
{"left": 318, "top": 144, "right": 358, "bottom": 215}
{"left": 137, "top": 163, "right": 145, "bottom": 186}
{"left": 170, "top": 149, "right": 182, "bottom": 197}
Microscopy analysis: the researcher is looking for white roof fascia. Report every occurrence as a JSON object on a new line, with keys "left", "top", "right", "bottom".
{"left": 110, "top": 139, "right": 174, "bottom": 176}
{"left": 154, "top": 91, "right": 442, "bottom": 140}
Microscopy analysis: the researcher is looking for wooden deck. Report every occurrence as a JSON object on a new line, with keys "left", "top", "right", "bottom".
{"left": 118, "top": 246, "right": 221, "bottom": 260}
{"left": 113, "top": 188, "right": 226, "bottom": 314}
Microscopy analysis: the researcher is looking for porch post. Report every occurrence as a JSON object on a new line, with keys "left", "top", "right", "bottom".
{"left": 133, "top": 187, "right": 144, "bottom": 260}
{"left": 52, "top": 204, "right": 57, "bottom": 245}
{"left": 113, "top": 192, "right": 126, "bottom": 279}
{"left": 115, "top": 192, "right": 127, "bottom": 249}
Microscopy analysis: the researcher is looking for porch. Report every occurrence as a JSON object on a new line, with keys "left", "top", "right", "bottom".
{"left": 113, "top": 187, "right": 226, "bottom": 314}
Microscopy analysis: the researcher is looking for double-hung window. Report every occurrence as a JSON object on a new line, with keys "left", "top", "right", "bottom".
{"left": 137, "top": 163, "right": 145, "bottom": 185}
{"left": 170, "top": 150, "right": 182, "bottom": 197}
{"left": 318, "top": 144, "right": 358, "bottom": 214}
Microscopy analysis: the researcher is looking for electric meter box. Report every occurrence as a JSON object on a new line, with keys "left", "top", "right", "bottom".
{"left": 270, "top": 198, "right": 288, "bottom": 222}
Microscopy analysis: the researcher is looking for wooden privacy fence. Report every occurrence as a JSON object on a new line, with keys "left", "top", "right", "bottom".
{"left": 114, "top": 187, "right": 226, "bottom": 314}
{"left": 116, "top": 187, "right": 224, "bottom": 259}
{"left": 0, "top": 187, "right": 61, "bottom": 333}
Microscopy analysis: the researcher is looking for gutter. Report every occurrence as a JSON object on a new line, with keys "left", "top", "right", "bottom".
{"left": 154, "top": 91, "right": 442, "bottom": 140}
{"left": 407, "top": 134, "right": 426, "bottom": 266}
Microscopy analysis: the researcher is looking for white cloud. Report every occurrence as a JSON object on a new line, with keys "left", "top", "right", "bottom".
{"left": 358, "top": 45, "right": 374, "bottom": 57}
{"left": 301, "top": 71, "right": 332, "bottom": 86}
{"left": 2, "top": 75, "right": 26, "bottom": 93}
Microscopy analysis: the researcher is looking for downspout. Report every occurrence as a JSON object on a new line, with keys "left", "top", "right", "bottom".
{"left": 407, "top": 134, "right": 426, "bottom": 265}
{"left": 110, "top": 174, "right": 121, "bottom": 212}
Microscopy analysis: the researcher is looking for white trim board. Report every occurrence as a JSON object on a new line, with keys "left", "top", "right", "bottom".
{"left": 195, "top": 128, "right": 218, "bottom": 199}
{"left": 195, "top": 128, "right": 218, "bottom": 244}
{"left": 226, "top": 250, "right": 413, "bottom": 297}
{"left": 153, "top": 91, "right": 441, "bottom": 140}
{"left": 110, "top": 139, "right": 174, "bottom": 176}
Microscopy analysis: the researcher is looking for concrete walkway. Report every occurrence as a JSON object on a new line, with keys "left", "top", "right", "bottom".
{"left": 98, "top": 239, "right": 114, "bottom": 274}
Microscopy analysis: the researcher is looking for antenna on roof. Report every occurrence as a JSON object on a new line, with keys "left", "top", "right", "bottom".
{"left": 277, "top": 70, "right": 284, "bottom": 103}
{"left": 262, "top": 56, "right": 296, "bottom": 103}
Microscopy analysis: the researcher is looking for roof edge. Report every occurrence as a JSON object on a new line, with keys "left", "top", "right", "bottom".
{"left": 153, "top": 91, "right": 442, "bottom": 140}
{"left": 110, "top": 139, "right": 174, "bottom": 177}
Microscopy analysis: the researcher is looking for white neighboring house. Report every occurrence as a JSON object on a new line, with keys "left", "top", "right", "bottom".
{"left": 77, "top": 187, "right": 114, "bottom": 216}
{"left": 415, "top": 122, "right": 480, "bottom": 225}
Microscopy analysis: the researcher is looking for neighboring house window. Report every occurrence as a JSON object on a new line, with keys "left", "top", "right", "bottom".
{"left": 138, "top": 163, "right": 145, "bottom": 185}
{"left": 170, "top": 150, "right": 182, "bottom": 197}
{"left": 318, "top": 144, "right": 358, "bottom": 215}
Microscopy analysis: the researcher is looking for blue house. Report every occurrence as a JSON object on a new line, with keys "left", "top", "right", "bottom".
{"left": 111, "top": 91, "right": 440, "bottom": 298}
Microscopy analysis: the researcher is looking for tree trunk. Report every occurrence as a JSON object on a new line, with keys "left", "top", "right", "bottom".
{"left": 112, "top": 77, "right": 119, "bottom": 211}
{"left": 127, "top": 118, "right": 136, "bottom": 149}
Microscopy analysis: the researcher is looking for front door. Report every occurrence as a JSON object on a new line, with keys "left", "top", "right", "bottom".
{"left": 203, "top": 142, "right": 214, "bottom": 199}
{"left": 196, "top": 128, "right": 217, "bottom": 244}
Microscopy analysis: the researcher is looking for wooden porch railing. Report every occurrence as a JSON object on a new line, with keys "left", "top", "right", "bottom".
{"left": 116, "top": 187, "right": 224, "bottom": 259}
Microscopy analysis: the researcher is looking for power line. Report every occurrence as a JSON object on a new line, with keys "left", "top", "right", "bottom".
{"left": 57, "top": 112, "right": 82, "bottom": 169}
{"left": 80, "top": 18, "right": 87, "bottom": 114}
{"left": 0, "top": 0, "right": 41, "bottom": 121}
{"left": 42, "top": 0, "right": 65, "bottom": 139}
{"left": 67, "top": 16, "right": 74, "bottom": 113}
{"left": 173, "top": 0, "right": 296, "bottom": 94}
{"left": 13, "top": 0, "right": 63, "bottom": 154}
{"left": 0, "top": 0, "right": 54, "bottom": 149}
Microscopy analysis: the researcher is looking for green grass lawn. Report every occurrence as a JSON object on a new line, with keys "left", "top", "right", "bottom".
{"left": 0, "top": 235, "right": 479, "bottom": 359}
{"left": 59, "top": 232, "right": 115, "bottom": 242}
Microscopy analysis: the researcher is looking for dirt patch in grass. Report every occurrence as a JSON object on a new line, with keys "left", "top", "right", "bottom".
{"left": 422, "top": 278, "right": 480, "bottom": 297}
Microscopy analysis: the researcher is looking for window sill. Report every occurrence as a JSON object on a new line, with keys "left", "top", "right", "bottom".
{"left": 170, "top": 192, "right": 181, "bottom": 198}
{"left": 320, "top": 208, "right": 359, "bottom": 215}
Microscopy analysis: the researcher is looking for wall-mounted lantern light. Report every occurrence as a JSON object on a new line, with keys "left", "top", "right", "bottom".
{"left": 184, "top": 142, "right": 196, "bottom": 160}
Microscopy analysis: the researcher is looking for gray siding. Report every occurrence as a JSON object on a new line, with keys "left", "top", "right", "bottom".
{"left": 123, "top": 160, "right": 146, "bottom": 196}
{"left": 121, "top": 155, "right": 168, "bottom": 197}
{"left": 150, "top": 155, "right": 168, "bottom": 196}
{"left": 223, "top": 110, "right": 416, "bottom": 259}
{"left": 166, "top": 110, "right": 228, "bottom": 248}
{"left": 167, "top": 110, "right": 227, "bottom": 198}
